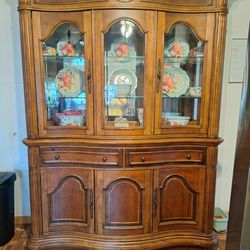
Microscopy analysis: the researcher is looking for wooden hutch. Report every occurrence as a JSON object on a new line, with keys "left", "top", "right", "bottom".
{"left": 18, "top": 0, "right": 227, "bottom": 249}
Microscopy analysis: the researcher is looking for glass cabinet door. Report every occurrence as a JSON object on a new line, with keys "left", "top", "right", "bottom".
{"left": 104, "top": 20, "right": 145, "bottom": 129}
{"left": 43, "top": 23, "right": 87, "bottom": 128}
{"left": 154, "top": 13, "right": 211, "bottom": 135}
{"left": 161, "top": 23, "right": 204, "bottom": 128}
{"left": 32, "top": 11, "right": 93, "bottom": 136}
{"left": 94, "top": 10, "right": 155, "bottom": 136}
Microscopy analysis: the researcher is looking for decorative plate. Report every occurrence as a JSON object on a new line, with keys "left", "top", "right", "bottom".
{"left": 109, "top": 68, "right": 137, "bottom": 94}
{"left": 166, "top": 40, "right": 190, "bottom": 57}
{"left": 57, "top": 37, "right": 83, "bottom": 56}
{"left": 55, "top": 66, "right": 84, "bottom": 97}
{"left": 57, "top": 41, "right": 76, "bottom": 56}
{"left": 163, "top": 67, "right": 190, "bottom": 97}
{"left": 108, "top": 40, "right": 136, "bottom": 62}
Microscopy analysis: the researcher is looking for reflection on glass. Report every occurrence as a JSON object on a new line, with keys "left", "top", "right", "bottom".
{"left": 162, "top": 23, "right": 204, "bottom": 127}
{"left": 104, "top": 20, "right": 145, "bottom": 128}
{"left": 43, "top": 23, "right": 86, "bottom": 127}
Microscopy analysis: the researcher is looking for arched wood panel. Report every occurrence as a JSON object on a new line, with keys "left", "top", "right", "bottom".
{"left": 96, "top": 170, "right": 151, "bottom": 235}
{"left": 153, "top": 167, "right": 205, "bottom": 232}
{"left": 159, "top": 175, "right": 197, "bottom": 223}
{"left": 104, "top": 178, "right": 143, "bottom": 227}
{"left": 50, "top": 176, "right": 88, "bottom": 224}
{"left": 41, "top": 168, "right": 94, "bottom": 233}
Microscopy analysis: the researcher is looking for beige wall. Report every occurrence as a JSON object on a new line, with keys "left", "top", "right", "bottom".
{"left": 216, "top": 0, "right": 249, "bottom": 211}
{"left": 0, "top": 0, "right": 30, "bottom": 216}
{"left": 0, "top": 0, "right": 248, "bottom": 216}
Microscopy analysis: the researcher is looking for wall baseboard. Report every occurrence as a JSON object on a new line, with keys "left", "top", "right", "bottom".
{"left": 15, "top": 216, "right": 31, "bottom": 225}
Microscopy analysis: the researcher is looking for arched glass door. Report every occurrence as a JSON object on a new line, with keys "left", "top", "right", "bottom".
{"left": 161, "top": 23, "right": 204, "bottom": 128}
{"left": 104, "top": 19, "right": 145, "bottom": 129}
{"left": 43, "top": 23, "right": 86, "bottom": 127}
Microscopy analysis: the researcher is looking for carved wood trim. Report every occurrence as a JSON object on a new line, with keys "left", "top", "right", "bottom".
{"left": 102, "top": 17, "right": 147, "bottom": 34}
{"left": 208, "top": 12, "right": 227, "bottom": 137}
{"left": 165, "top": 21, "right": 207, "bottom": 44}
{"left": 19, "top": 10, "right": 39, "bottom": 138}
{"left": 34, "top": 0, "right": 107, "bottom": 4}
{"left": 140, "top": 0, "right": 214, "bottom": 7}
{"left": 40, "top": 21, "right": 84, "bottom": 43}
{"left": 116, "top": 0, "right": 134, "bottom": 2}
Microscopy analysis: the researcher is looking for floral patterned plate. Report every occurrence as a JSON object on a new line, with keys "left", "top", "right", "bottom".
{"left": 55, "top": 66, "right": 84, "bottom": 97}
{"left": 166, "top": 40, "right": 190, "bottom": 58}
{"left": 162, "top": 67, "right": 189, "bottom": 97}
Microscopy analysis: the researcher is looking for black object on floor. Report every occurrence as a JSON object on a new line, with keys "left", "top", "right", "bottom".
{"left": 0, "top": 172, "right": 16, "bottom": 246}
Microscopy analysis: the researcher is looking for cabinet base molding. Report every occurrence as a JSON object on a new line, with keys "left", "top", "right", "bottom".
{"left": 27, "top": 231, "right": 217, "bottom": 250}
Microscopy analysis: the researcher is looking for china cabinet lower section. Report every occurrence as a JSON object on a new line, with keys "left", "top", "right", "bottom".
{"left": 27, "top": 141, "right": 219, "bottom": 250}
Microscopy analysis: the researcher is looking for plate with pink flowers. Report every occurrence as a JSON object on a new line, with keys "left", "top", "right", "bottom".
{"left": 55, "top": 66, "right": 85, "bottom": 97}
{"left": 166, "top": 40, "right": 190, "bottom": 58}
{"left": 162, "top": 67, "right": 189, "bottom": 97}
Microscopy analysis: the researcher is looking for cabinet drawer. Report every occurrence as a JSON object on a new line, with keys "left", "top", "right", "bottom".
{"left": 41, "top": 148, "right": 122, "bottom": 167}
{"left": 126, "top": 148, "right": 205, "bottom": 166}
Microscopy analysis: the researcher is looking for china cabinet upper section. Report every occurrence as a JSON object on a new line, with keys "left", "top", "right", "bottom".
{"left": 19, "top": 0, "right": 227, "bottom": 139}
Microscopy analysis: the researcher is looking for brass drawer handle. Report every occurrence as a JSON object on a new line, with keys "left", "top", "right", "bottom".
{"left": 187, "top": 154, "right": 192, "bottom": 160}
{"left": 55, "top": 155, "right": 60, "bottom": 160}
{"left": 141, "top": 157, "right": 145, "bottom": 162}
{"left": 103, "top": 157, "right": 107, "bottom": 162}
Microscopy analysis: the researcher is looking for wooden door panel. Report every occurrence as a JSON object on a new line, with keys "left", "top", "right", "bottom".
{"left": 105, "top": 178, "right": 143, "bottom": 228}
{"left": 159, "top": 175, "right": 198, "bottom": 222}
{"left": 96, "top": 170, "right": 151, "bottom": 235}
{"left": 50, "top": 175, "right": 88, "bottom": 223}
{"left": 153, "top": 167, "right": 205, "bottom": 232}
{"left": 41, "top": 167, "right": 94, "bottom": 233}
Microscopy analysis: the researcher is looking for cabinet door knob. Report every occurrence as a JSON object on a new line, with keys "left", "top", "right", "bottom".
{"left": 141, "top": 157, "right": 145, "bottom": 162}
{"left": 55, "top": 155, "right": 60, "bottom": 160}
{"left": 187, "top": 154, "right": 192, "bottom": 160}
{"left": 103, "top": 157, "right": 107, "bottom": 162}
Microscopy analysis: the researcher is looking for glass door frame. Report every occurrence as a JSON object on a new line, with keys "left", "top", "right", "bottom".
{"left": 32, "top": 11, "right": 94, "bottom": 137}
{"left": 154, "top": 12, "right": 215, "bottom": 136}
{"left": 94, "top": 10, "right": 156, "bottom": 136}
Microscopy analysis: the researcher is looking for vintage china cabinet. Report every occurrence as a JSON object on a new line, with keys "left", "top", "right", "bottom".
{"left": 18, "top": 0, "right": 227, "bottom": 249}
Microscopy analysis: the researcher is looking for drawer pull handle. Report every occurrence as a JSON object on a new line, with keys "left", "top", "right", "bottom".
{"left": 103, "top": 157, "right": 107, "bottom": 162}
{"left": 187, "top": 154, "right": 192, "bottom": 160}
{"left": 55, "top": 155, "right": 60, "bottom": 160}
{"left": 141, "top": 157, "right": 145, "bottom": 162}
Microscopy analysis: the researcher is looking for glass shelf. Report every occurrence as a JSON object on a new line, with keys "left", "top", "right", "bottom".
{"left": 162, "top": 95, "right": 201, "bottom": 99}
{"left": 44, "top": 55, "right": 84, "bottom": 59}
{"left": 107, "top": 96, "right": 144, "bottom": 100}
{"left": 105, "top": 56, "right": 145, "bottom": 65}
{"left": 164, "top": 56, "right": 204, "bottom": 62}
